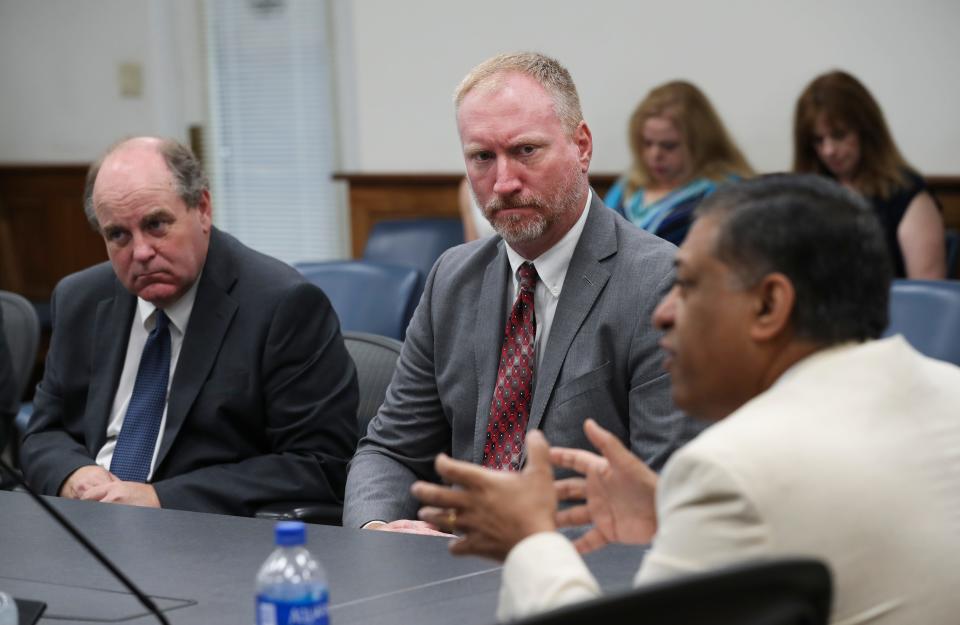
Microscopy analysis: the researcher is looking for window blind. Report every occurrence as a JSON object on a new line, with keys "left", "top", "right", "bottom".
{"left": 205, "top": 0, "right": 343, "bottom": 263}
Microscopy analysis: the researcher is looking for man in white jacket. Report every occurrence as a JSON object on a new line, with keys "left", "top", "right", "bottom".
{"left": 413, "top": 174, "right": 960, "bottom": 625}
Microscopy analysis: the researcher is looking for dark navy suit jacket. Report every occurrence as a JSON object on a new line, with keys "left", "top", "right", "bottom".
{"left": 21, "top": 228, "right": 359, "bottom": 516}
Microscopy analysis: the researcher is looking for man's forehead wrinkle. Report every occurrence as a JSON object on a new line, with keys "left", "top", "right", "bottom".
{"left": 463, "top": 129, "right": 550, "bottom": 151}
{"left": 94, "top": 183, "right": 175, "bottom": 224}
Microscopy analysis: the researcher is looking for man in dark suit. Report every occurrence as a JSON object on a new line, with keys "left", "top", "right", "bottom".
{"left": 20, "top": 137, "right": 358, "bottom": 516}
{"left": 343, "top": 52, "right": 700, "bottom": 531}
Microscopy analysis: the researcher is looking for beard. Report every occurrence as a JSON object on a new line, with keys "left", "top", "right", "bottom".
{"left": 479, "top": 163, "right": 587, "bottom": 246}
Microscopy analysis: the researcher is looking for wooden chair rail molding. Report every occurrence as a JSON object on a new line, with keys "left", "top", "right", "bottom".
{"left": 335, "top": 172, "right": 960, "bottom": 258}
{"left": 2, "top": 166, "right": 958, "bottom": 300}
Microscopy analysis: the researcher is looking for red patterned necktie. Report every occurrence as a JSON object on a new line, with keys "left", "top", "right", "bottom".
{"left": 482, "top": 262, "right": 539, "bottom": 471}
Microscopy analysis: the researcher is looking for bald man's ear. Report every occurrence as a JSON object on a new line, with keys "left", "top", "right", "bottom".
{"left": 196, "top": 189, "right": 213, "bottom": 232}
{"left": 749, "top": 273, "right": 795, "bottom": 342}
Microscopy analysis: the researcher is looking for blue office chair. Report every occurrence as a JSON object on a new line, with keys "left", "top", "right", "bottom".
{"left": 255, "top": 331, "right": 402, "bottom": 525}
{"left": 362, "top": 218, "right": 465, "bottom": 283}
{"left": 508, "top": 558, "right": 831, "bottom": 625}
{"left": 342, "top": 331, "right": 403, "bottom": 436}
{"left": 883, "top": 279, "right": 960, "bottom": 365}
{"left": 295, "top": 260, "right": 421, "bottom": 341}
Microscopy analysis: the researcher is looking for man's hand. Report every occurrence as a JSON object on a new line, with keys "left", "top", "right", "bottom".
{"left": 551, "top": 419, "right": 659, "bottom": 554}
{"left": 364, "top": 519, "right": 455, "bottom": 537}
{"left": 412, "top": 430, "right": 557, "bottom": 562}
{"left": 59, "top": 465, "right": 117, "bottom": 499}
{"left": 79, "top": 481, "right": 161, "bottom": 508}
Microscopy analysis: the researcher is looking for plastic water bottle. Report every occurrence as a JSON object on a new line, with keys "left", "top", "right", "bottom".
{"left": 256, "top": 521, "right": 329, "bottom": 625}
{"left": 0, "top": 592, "right": 18, "bottom": 625}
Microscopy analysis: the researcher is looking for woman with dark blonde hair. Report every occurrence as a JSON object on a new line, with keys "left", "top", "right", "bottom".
{"left": 605, "top": 80, "right": 752, "bottom": 245}
{"left": 794, "top": 70, "right": 945, "bottom": 278}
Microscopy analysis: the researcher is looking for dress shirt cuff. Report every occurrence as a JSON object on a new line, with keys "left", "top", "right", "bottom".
{"left": 497, "top": 531, "right": 601, "bottom": 622}
{"left": 362, "top": 520, "right": 388, "bottom": 529}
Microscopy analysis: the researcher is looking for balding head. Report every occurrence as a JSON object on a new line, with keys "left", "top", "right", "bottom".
{"left": 88, "top": 136, "right": 212, "bottom": 307}
{"left": 85, "top": 137, "right": 208, "bottom": 231}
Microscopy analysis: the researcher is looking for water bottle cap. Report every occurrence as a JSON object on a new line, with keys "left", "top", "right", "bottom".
{"left": 274, "top": 521, "right": 306, "bottom": 546}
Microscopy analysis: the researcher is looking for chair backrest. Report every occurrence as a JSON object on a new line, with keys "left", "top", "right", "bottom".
{"left": 509, "top": 558, "right": 832, "bottom": 625}
{"left": 342, "top": 331, "right": 402, "bottom": 436}
{"left": 883, "top": 279, "right": 960, "bottom": 365}
{"left": 945, "top": 228, "right": 959, "bottom": 279}
{"left": 0, "top": 290, "right": 39, "bottom": 401}
{"left": 295, "top": 260, "right": 421, "bottom": 341}
{"left": 252, "top": 332, "right": 402, "bottom": 527}
{"left": 362, "top": 218, "right": 465, "bottom": 281}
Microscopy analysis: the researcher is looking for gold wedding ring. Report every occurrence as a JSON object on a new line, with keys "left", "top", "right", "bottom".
{"left": 447, "top": 509, "right": 458, "bottom": 530}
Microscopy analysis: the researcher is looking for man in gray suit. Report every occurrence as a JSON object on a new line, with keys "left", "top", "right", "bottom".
{"left": 344, "top": 52, "right": 697, "bottom": 531}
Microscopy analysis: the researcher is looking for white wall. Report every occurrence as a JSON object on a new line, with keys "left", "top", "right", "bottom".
{"left": 339, "top": 0, "right": 960, "bottom": 175}
{"left": 2, "top": 0, "right": 958, "bottom": 175}
{"left": 0, "top": 0, "right": 205, "bottom": 162}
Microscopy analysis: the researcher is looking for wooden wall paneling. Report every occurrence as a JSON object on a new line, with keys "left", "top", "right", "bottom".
{"left": 334, "top": 174, "right": 462, "bottom": 257}
{"left": 2, "top": 168, "right": 956, "bottom": 291}
{"left": 336, "top": 172, "right": 960, "bottom": 261}
{"left": 335, "top": 173, "right": 619, "bottom": 257}
{"left": 929, "top": 176, "right": 960, "bottom": 232}
{"left": 0, "top": 165, "right": 105, "bottom": 301}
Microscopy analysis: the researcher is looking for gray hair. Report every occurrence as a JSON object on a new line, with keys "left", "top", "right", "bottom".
{"left": 454, "top": 52, "right": 584, "bottom": 134}
{"left": 83, "top": 138, "right": 209, "bottom": 230}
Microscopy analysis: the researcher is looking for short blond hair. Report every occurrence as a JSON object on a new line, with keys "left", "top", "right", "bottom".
{"left": 454, "top": 52, "right": 583, "bottom": 134}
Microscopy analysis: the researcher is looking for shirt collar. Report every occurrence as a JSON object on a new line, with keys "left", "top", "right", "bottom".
{"left": 135, "top": 272, "right": 202, "bottom": 336}
{"left": 505, "top": 189, "right": 592, "bottom": 297}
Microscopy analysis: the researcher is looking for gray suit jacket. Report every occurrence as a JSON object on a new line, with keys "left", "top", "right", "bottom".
{"left": 344, "top": 193, "right": 700, "bottom": 527}
{"left": 21, "top": 228, "right": 359, "bottom": 516}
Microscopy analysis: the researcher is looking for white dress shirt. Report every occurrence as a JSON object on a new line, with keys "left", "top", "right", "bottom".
{"left": 95, "top": 278, "right": 200, "bottom": 480}
{"left": 504, "top": 189, "right": 592, "bottom": 368}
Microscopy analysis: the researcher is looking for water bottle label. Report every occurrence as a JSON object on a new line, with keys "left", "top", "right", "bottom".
{"left": 256, "top": 595, "right": 329, "bottom": 625}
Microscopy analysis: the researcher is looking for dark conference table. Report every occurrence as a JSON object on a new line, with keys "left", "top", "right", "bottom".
{"left": 0, "top": 491, "right": 645, "bottom": 624}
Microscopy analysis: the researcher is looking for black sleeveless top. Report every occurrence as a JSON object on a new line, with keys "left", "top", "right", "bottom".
{"left": 864, "top": 170, "right": 927, "bottom": 278}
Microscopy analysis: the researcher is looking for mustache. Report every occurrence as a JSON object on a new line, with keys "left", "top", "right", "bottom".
{"left": 484, "top": 194, "right": 546, "bottom": 213}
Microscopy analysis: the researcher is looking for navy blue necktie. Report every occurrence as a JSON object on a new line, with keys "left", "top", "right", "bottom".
{"left": 110, "top": 310, "right": 171, "bottom": 482}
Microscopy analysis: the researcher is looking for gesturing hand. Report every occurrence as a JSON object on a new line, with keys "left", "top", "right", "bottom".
{"left": 551, "top": 419, "right": 659, "bottom": 554}
{"left": 412, "top": 431, "right": 557, "bottom": 562}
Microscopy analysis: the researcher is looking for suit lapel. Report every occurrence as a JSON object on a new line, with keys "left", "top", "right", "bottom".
{"left": 86, "top": 285, "right": 136, "bottom": 453}
{"left": 471, "top": 243, "right": 511, "bottom": 462}
{"left": 527, "top": 193, "right": 617, "bottom": 432}
{"left": 155, "top": 229, "right": 238, "bottom": 470}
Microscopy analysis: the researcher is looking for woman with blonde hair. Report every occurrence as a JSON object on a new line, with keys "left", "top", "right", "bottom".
{"left": 794, "top": 70, "right": 945, "bottom": 278}
{"left": 605, "top": 80, "right": 752, "bottom": 244}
